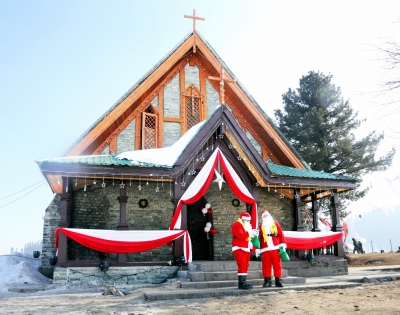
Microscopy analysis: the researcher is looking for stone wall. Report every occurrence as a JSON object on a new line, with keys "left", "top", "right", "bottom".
{"left": 39, "top": 195, "right": 61, "bottom": 277}
{"left": 163, "top": 74, "right": 180, "bottom": 118}
{"left": 206, "top": 79, "right": 219, "bottom": 117}
{"left": 202, "top": 184, "right": 294, "bottom": 260}
{"left": 116, "top": 118, "right": 135, "bottom": 154}
{"left": 257, "top": 188, "right": 295, "bottom": 231}
{"left": 163, "top": 121, "right": 181, "bottom": 147}
{"left": 53, "top": 266, "right": 179, "bottom": 287}
{"left": 185, "top": 64, "right": 200, "bottom": 87}
{"left": 40, "top": 179, "right": 297, "bottom": 270}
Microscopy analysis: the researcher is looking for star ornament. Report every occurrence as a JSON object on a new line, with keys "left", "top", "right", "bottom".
{"left": 213, "top": 169, "right": 226, "bottom": 191}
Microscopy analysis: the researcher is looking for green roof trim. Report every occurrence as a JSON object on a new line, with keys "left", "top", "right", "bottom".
{"left": 266, "top": 160, "right": 355, "bottom": 181}
{"left": 35, "top": 155, "right": 171, "bottom": 168}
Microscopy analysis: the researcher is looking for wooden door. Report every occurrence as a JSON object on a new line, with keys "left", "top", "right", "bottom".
{"left": 187, "top": 199, "right": 214, "bottom": 260}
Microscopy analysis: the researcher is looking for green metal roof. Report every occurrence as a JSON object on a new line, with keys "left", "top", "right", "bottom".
{"left": 266, "top": 159, "right": 355, "bottom": 181}
{"left": 35, "top": 155, "right": 169, "bottom": 168}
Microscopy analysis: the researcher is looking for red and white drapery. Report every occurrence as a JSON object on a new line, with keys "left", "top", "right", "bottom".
{"left": 169, "top": 148, "right": 258, "bottom": 230}
{"left": 55, "top": 228, "right": 192, "bottom": 263}
{"left": 284, "top": 231, "right": 343, "bottom": 250}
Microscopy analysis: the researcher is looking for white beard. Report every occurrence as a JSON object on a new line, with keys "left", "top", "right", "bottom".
{"left": 244, "top": 221, "right": 252, "bottom": 231}
{"left": 262, "top": 216, "right": 275, "bottom": 231}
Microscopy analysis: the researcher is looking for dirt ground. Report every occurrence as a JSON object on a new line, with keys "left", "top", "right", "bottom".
{"left": 1, "top": 252, "right": 400, "bottom": 315}
{"left": 346, "top": 251, "right": 400, "bottom": 267}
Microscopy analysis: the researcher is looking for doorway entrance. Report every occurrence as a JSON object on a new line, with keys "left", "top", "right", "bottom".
{"left": 187, "top": 198, "right": 214, "bottom": 260}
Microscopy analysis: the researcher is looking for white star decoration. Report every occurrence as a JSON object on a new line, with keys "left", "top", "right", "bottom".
{"left": 101, "top": 182, "right": 106, "bottom": 188}
{"left": 213, "top": 169, "right": 226, "bottom": 191}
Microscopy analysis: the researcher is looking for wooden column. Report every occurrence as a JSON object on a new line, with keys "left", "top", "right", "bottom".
{"left": 117, "top": 184, "right": 129, "bottom": 263}
{"left": 173, "top": 185, "right": 185, "bottom": 260}
{"left": 330, "top": 189, "right": 344, "bottom": 257}
{"left": 293, "top": 188, "right": 305, "bottom": 231}
{"left": 57, "top": 177, "right": 71, "bottom": 265}
{"left": 311, "top": 193, "right": 321, "bottom": 232}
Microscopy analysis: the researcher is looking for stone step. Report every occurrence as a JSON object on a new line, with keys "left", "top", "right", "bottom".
{"left": 144, "top": 281, "right": 360, "bottom": 301}
{"left": 180, "top": 276, "right": 306, "bottom": 289}
{"left": 187, "top": 269, "right": 289, "bottom": 282}
{"left": 193, "top": 260, "right": 262, "bottom": 272}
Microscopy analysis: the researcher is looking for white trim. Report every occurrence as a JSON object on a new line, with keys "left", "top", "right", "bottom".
{"left": 259, "top": 243, "right": 286, "bottom": 253}
{"left": 232, "top": 246, "right": 250, "bottom": 252}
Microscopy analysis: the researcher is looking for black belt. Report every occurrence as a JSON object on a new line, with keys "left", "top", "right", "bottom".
{"left": 266, "top": 234, "right": 279, "bottom": 237}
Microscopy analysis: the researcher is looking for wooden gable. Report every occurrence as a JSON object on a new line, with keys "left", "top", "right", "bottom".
{"left": 65, "top": 32, "right": 306, "bottom": 170}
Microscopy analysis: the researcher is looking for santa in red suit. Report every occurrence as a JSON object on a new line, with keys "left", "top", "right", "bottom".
{"left": 257, "top": 210, "right": 287, "bottom": 287}
{"left": 232, "top": 211, "right": 258, "bottom": 290}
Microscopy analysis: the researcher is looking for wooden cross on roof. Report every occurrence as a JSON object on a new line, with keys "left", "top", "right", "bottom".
{"left": 184, "top": 9, "right": 205, "bottom": 53}
{"left": 208, "top": 67, "right": 235, "bottom": 106}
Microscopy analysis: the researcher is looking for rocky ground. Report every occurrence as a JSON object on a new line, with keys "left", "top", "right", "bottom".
{"left": 1, "top": 252, "right": 400, "bottom": 315}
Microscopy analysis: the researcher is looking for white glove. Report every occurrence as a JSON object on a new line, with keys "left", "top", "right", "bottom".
{"left": 249, "top": 229, "right": 258, "bottom": 238}
{"left": 255, "top": 249, "right": 261, "bottom": 257}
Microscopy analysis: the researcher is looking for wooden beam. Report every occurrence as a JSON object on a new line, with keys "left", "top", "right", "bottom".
{"left": 67, "top": 37, "right": 195, "bottom": 156}
{"left": 193, "top": 35, "right": 305, "bottom": 169}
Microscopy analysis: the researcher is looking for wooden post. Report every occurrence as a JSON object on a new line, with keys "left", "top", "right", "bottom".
{"left": 57, "top": 177, "right": 71, "bottom": 265}
{"left": 330, "top": 189, "right": 344, "bottom": 257}
{"left": 173, "top": 185, "right": 185, "bottom": 260}
{"left": 117, "top": 183, "right": 129, "bottom": 263}
{"left": 311, "top": 193, "right": 321, "bottom": 232}
{"left": 208, "top": 67, "right": 235, "bottom": 105}
{"left": 293, "top": 188, "right": 305, "bottom": 231}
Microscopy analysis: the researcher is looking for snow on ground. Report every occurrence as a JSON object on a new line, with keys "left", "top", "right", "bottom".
{"left": 0, "top": 253, "right": 48, "bottom": 289}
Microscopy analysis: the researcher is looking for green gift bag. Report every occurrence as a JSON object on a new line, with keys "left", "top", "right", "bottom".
{"left": 279, "top": 246, "right": 290, "bottom": 261}
{"left": 251, "top": 236, "right": 260, "bottom": 249}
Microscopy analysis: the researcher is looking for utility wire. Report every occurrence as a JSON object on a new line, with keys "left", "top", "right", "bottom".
{"left": 0, "top": 180, "right": 46, "bottom": 201}
{"left": 0, "top": 182, "right": 47, "bottom": 209}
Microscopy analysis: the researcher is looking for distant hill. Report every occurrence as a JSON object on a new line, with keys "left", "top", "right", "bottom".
{"left": 346, "top": 206, "right": 400, "bottom": 253}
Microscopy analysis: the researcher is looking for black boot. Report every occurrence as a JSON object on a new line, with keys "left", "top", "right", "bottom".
{"left": 238, "top": 275, "right": 253, "bottom": 289}
{"left": 263, "top": 277, "right": 272, "bottom": 287}
{"left": 275, "top": 277, "right": 284, "bottom": 287}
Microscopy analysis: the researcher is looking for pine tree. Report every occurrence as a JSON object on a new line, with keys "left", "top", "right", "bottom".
{"left": 275, "top": 71, "right": 395, "bottom": 216}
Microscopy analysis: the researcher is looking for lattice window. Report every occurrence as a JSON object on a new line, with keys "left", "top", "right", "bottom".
{"left": 183, "top": 84, "right": 203, "bottom": 131}
{"left": 142, "top": 110, "right": 158, "bottom": 150}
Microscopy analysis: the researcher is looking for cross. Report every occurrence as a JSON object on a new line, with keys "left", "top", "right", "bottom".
{"left": 184, "top": 9, "right": 205, "bottom": 53}
{"left": 184, "top": 9, "right": 205, "bottom": 32}
{"left": 208, "top": 67, "right": 235, "bottom": 105}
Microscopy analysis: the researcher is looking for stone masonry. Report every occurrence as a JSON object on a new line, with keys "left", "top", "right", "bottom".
{"left": 163, "top": 73, "right": 180, "bottom": 118}
{"left": 116, "top": 118, "right": 135, "bottom": 154}
{"left": 206, "top": 79, "right": 219, "bottom": 117}
{"left": 184, "top": 63, "right": 200, "bottom": 88}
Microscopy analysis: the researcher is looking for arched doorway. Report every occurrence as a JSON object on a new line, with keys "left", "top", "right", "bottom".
{"left": 187, "top": 198, "right": 214, "bottom": 260}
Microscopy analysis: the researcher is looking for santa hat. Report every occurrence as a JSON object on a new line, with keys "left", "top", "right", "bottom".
{"left": 261, "top": 210, "right": 271, "bottom": 219}
{"left": 239, "top": 212, "right": 251, "bottom": 221}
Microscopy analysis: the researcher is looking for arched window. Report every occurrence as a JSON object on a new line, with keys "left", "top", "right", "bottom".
{"left": 183, "top": 84, "right": 203, "bottom": 130}
{"left": 141, "top": 106, "right": 158, "bottom": 149}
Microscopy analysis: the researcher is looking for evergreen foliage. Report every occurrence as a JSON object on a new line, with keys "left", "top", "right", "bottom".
{"left": 275, "top": 71, "right": 395, "bottom": 216}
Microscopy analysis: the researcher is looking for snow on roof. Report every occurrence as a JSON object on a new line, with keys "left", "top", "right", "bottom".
{"left": 117, "top": 118, "right": 208, "bottom": 167}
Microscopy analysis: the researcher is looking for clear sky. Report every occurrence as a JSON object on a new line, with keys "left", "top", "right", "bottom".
{"left": 1, "top": 1, "right": 399, "bottom": 255}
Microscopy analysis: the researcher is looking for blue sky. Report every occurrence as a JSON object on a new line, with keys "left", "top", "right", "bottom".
{"left": 1, "top": 1, "right": 400, "bottom": 255}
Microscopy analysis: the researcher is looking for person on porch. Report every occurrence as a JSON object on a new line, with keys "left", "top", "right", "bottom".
{"left": 231, "top": 211, "right": 258, "bottom": 290}
{"left": 256, "top": 210, "right": 287, "bottom": 287}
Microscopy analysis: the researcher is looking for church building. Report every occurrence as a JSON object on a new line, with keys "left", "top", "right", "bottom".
{"left": 36, "top": 12, "right": 356, "bottom": 281}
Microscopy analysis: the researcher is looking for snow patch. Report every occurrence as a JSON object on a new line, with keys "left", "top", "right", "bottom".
{"left": 0, "top": 253, "right": 48, "bottom": 290}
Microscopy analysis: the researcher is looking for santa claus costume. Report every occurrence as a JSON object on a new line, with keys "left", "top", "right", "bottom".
{"left": 231, "top": 211, "right": 258, "bottom": 290}
{"left": 258, "top": 210, "right": 287, "bottom": 287}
